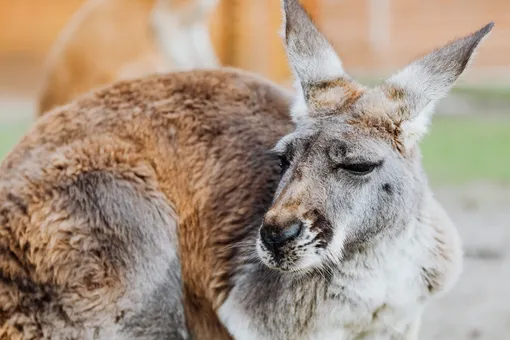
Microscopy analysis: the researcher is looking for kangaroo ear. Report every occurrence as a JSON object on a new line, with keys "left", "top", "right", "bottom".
{"left": 382, "top": 22, "right": 494, "bottom": 147}
{"left": 281, "top": 0, "right": 362, "bottom": 122}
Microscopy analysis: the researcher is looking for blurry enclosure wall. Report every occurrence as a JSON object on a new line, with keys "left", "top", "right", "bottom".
{"left": 0, "top": 0, "right": 509, "bottom": 98}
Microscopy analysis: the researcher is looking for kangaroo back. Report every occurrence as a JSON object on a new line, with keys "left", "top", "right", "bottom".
{"left": 37, "top": 0, "right": 219, "bottom": 115}
{"left": 1, "top": 69, "right": 293, "bottom": 339}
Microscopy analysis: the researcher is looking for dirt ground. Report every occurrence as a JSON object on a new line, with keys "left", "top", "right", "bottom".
{"left": 421, "top": 182, "right": 510, "bottom": 340}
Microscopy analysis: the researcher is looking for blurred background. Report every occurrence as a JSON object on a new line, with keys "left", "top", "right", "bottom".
{"left": 0, "top": 0, "right": 508, "bottom": 339}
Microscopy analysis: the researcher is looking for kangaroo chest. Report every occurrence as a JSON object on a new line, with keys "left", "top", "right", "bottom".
{"left": 218, "top": 249, "right": 428, "bottom": 340}
{"left": 310, "top": 269, "right": 425, "bottom": 339}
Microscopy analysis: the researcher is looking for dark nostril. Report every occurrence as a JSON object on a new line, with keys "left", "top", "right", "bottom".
{"left": 260, "top": 222, "right": 303, "bottom": 251}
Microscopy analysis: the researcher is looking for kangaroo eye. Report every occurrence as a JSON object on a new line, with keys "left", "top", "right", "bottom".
{"left": 278, "top": 155, "right": 291, "bottom": 175}
{"left": 339, "top": 162, "right": 379, "bottom": 175}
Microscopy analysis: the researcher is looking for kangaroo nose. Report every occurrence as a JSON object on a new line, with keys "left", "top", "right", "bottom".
{"left": 260, "top": 221, "right": 303, "bottom": 251}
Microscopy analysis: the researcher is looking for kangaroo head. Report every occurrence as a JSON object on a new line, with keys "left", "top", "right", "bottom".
{"left": 257, "top": 0, "right": 492, "bottom": 272}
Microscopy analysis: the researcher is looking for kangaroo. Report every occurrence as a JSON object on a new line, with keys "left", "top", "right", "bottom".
{"left": 37, "top": 0, "right": 219, "bottom": 115}
{"left": 0, "top": 0, "right": 491, "bottom": 339}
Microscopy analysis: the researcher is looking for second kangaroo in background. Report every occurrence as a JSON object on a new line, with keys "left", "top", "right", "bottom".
{"left": 37, "top": 0, "right": 219, "bottom": 115}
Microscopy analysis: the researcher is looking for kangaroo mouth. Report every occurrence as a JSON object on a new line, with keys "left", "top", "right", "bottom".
{"left": 256, "top": 223, "right": 324, "bottom": 272}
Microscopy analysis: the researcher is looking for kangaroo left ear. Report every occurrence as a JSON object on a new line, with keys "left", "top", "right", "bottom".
{"left": 381, "top": 22, "right": 494, "bottom": 148}
{"left": 281, "top": 0, "right": 363, "bottom": 122}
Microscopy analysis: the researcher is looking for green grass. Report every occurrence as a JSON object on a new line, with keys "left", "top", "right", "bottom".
{"left": 0, "top": 120, "right": 30, "bottom": 160}
{"left": 451, "top": 86, "right": 510, "bottom": 101}
{"left": 421, "top": 115, "right": 510, "bottom": 184}
{"left": 0, "top": 116, "right": 509, "bottom": 185}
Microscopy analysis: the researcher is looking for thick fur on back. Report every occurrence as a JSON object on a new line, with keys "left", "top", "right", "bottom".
{"left": 37, "top": 0, "right": 219, "bottom": 115}
{"left": 1, "top": 69, "right": 292, "bottom": 339}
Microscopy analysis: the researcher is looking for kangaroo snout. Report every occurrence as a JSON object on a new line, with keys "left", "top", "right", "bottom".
{"left": 260, "top": 220, "right": 303, "bottom": 252}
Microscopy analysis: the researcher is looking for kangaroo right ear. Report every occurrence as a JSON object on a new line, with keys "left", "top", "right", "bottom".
{"left": 281, "top": 0, "right": 363, "bottom": 122}
{"left": 382, "top": 22, "right": 494, "bottom": 148}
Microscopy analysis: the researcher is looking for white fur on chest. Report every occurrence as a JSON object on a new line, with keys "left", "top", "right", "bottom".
{"left": 313, "top": 244, "right": 426, "bottom": 338}
{"left": 218, "top": 229, "right": 430, "bottom": 340}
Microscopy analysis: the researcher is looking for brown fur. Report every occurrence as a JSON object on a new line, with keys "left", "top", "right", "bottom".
{"left": 1, "top": 69, "right": 293, "bottom": 338}
{"left": 306, "top": 78, "right": 364, "bottom": 114}
{"left": 347, "top": 114, "right": 405, "bottom": 154}
{"left": 383, "top": 85, "right": 406, "bottom": 102}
